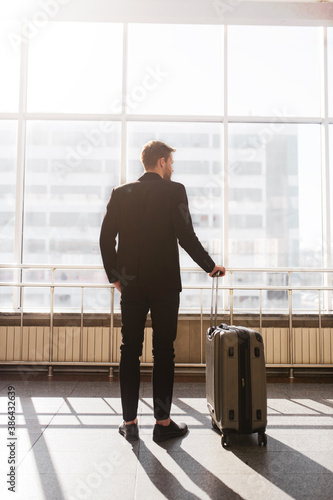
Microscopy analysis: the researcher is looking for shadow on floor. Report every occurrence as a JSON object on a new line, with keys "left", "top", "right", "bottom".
{"left": 136, "top": 438, "right": 243, "bottom": 500}
{"left": 230, "top": 433, "right": 333, "bottom": 499}
{"left": 17, "top": 397, "right": 67, "bottom": 499}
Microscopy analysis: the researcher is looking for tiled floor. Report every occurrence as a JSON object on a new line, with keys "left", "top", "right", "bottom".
{"left": 0, "top": 374, "right": 333, "bottom": 500}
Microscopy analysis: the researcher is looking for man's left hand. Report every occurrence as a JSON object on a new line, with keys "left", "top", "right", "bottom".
{"left": 209, "top": 265, "right": 226, "bottom": 278}
{"left": 113, "top": 280, "right": 121, "bottom": 292}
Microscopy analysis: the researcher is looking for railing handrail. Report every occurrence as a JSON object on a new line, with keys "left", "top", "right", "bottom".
{"left": 0, "top": 264, "right": 332, "bottom": 273}
{"left": 0, "top": 282, "right": 332, "bottom": 291}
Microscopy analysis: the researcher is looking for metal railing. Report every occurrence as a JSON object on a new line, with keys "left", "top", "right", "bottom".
{"left": 0, "top": 264, "right": 332, "bottom": 377}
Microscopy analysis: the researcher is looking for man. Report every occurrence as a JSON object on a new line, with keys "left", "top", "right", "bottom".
{"left": 100, "top": 140, "right": 225, "bottom": 442}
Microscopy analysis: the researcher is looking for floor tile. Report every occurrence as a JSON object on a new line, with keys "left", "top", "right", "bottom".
{"left": 0, "top": 378, "right": 332, "bottom": 499}
{"left": 1, "top": 472, "right": 137, "bottom": 500}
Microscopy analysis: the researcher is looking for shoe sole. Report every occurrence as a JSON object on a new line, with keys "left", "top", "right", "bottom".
{"left": 153, "top": 429, "right": 188, "bottom": 443}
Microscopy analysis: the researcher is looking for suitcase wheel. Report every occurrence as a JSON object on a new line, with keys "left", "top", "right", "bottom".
{"left": 221, "top": 433, "right": 230, "bottom": 448}
{"left": 211, "top": 418, "right": 219, "bottom": 431}
{"left": 258, "top": 432, "right": 267, "bottom": 447}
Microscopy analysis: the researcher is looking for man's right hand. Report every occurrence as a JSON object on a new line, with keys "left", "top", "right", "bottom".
{"left": 209, "top": 265, "right": 226, "bottom": 278}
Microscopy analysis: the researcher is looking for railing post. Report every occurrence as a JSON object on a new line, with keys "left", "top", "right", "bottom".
{"left": 319, "top": 289, "right": 322, "bottom": 364}
{"left": 288, "top": 288, "right": 294, "bottom": 379}
{"left": 80, "top": 287, "right": 84, "bottom": 363}
{"left": 49, "top": 286, "right": 54, "bottom": 377}
{"left": 259, "top": 289, "right": 262, "bottom": 333}
{"left": 223, "top": 269, "right": 229, "bottom": 318}
{"left": 20, "top": 285, "right": 24, "bottom": 361}
{"left": 327, "top": 273, "right": 332, "bottom": 315}
{"left": 200, "top": 287, "right": 203, "bottom": 365}
{"left": 109, "top": 286, "right": 115, "bottom": 378}
{"left": 230, "top": 289, "right": 233, "bottom": 326}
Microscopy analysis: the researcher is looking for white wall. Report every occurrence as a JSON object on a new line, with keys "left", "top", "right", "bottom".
{"left": 2, "top": 0, "right": 333, "bottom": 26}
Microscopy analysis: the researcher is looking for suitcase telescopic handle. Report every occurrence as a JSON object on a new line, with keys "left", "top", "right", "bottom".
{"left": 210, "top": 272, "right": 220, "bottom": 332}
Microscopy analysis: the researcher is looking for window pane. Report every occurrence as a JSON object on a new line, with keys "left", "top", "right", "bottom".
{"left": 20, "top": 269, "right": 116, "bottom": 313}
{"left": 128, "top": 25, "right": 223, "bottom": 116}
{"left": 0, "top": 286, "right": 15, "bottom": 312}
{"left": 292, "top": 272, "right": 323, "bottom": 313}
{"left": 24, "top": 286, "right": 50, "bottom": 312}
{"left": 24, "top": 121, "right": 121, "bottom": 268}
{"left": 0, "top": 121, "right": 17, "bottom": 263}
{"left": 328, "top": 28, "right": 333, "bottom": 117}
{"left": 330, "top": 125, "right": 333, "bottom": 312}
{"left": 329, "top": 125, "right": 333, "bottom": 268}
{"left": 127, "top": 121, "right": 223, "bottom": 312}
{"left": 228, "top": 124, "right": 322, "bottom": 268}
{"left": 0, "top": 120, "right": 17, "bottom": 311}
{"left": 0, "top": 22, "right": 20, "bottom": 112}
{"left": 27, "top": 23, "right": 123, "bottom": 113}
{"left": 228, "top": 27, "right": 321, "bottom": 117}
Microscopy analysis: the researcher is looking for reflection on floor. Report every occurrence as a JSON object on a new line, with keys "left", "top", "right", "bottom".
{"left": 0, "top": 374, "right": 332, "bottom": 500}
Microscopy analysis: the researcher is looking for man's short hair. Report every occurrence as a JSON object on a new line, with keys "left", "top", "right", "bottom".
{"left": 141, "top": 140, "right": 176, "bottom": 170}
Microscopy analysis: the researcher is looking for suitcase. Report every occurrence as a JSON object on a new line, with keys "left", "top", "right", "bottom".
{"left": 206, "top": 277, "right": 267, "bottom": 447}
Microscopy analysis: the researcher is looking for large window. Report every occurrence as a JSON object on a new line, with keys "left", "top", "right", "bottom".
{"left": 0, "top": 22, "right": 20, "bottom": 112}
{"left": 24, "top": 121, "right": 121, "bottom": 265}
{"left": 127, "top": 24, "right": 223, "bottom": 116}
{"left": 228, "top": 26, "right": 321, "bottom": 117}
{"left": 328, "top": 28, "right": 333, "bottom": 117}
{"left": 0, "top": 121, "right": 17, "bottom": 310}
{"left": 0, "top": 21, "right": 332, "bottom": 313}
{"left": 22, "top": 120, "right": 121, "bottom": 309}
{"left": 228, "top": 124, "right": 322, "bottom": 268}
{"left": 0, "top": 121, "right": 17, "bottom": 265}
{"left": 27, "top": 23, "right": 123, "bottom": 113}
{"left": 329, "top": 123, "right": 333, "bottom": 259}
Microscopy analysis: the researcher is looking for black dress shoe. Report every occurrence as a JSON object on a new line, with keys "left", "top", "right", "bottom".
{"left": 118, "top": 421, "right": 139, "bottom": 441}
{"left": 153, "top": 420, "right": 188, "bottom": 442}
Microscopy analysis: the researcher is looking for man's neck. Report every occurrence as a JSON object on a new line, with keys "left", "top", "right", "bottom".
{"left": 144, "top": 168, "right": 163, "bottom": 178}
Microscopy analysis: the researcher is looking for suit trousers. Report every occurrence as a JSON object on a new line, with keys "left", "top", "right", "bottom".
{"left": 119, "top": 286, "right": 180, "bottom": 421}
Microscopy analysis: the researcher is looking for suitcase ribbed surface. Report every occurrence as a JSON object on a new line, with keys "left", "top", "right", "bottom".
{"left": 206, "top": 324, "right": 267, "bottom": 437}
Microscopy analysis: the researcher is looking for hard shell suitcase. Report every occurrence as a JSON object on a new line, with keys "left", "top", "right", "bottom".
{"left": 206, "top": 278, "right": 267, "bottom": 447}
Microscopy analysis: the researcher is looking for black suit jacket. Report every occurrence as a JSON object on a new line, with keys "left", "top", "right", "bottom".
{"left": 99, "top": 172, "right": 215, "bottom": 291}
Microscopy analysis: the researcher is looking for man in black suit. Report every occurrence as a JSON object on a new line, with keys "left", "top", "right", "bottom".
{"left": 100, "top": 140, "right": 225, "bottom": 442}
